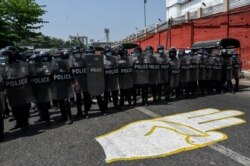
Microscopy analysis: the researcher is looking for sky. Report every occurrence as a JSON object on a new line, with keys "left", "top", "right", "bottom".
{"left": 36, "top": 0, "right": 166, "bottom": 42}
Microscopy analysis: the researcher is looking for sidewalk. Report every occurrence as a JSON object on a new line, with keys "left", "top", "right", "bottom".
{"left": 243, "top": 70, "right": 250, "bottom": 81}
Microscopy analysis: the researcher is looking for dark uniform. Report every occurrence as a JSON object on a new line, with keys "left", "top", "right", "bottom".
{"left": 103, "top": 46, "right": 119, "bottom": 110}
{"left": 157, "top": 45, "right": 170, "bottom": 101}
{"left": 211, "top": 53, "right": 223, "bottom": 94}
{"left": 232, "top": 52, "right": 242, "bottom": 92}
{"left": 29, "top": 52, "right": 52, "bottom": 126}
{"left": 169, "top": 48, "right": 180, "bottom": 99}
{"left": 189, "top": 51, "right": 200, "bottom": 96}
{"left": 146, "top": 46, "right": 160, "bottom": 103}
{"left": 3, "top": 46, "right": 32, "bottom": 132}
{"left": 70, "top": 47, "right": 85, "bottom": 118}
{"left": 132, "top": 47, "right": 149, "bottom": 105}
{"left": 221, "top": 49, "right": 233, "bottom": 92}
{"left": 84, "top": 46, "right": 106, "bottom": 117}
{"left": 0, "top": 51, "right": 6, "bottom": 141}
{"left": 51, "top": 52, "right": 73, "bottom": 125}
{"left": 179, "top": 50, "right": 190, "bottom": 97}
{"left": 117, "top": 46, "right": 134, "bottom": 108}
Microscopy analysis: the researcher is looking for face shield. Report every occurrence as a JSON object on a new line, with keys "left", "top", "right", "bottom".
{"left": 158, "top": 49, "right": 164, "bottom": 54}
{"left": 105, "top": 51, "right": 112, "bottom": 56}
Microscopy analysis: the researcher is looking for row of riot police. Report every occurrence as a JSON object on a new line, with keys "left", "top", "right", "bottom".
{"left": 0, "top": 45, "right": 242, "bottom": 142}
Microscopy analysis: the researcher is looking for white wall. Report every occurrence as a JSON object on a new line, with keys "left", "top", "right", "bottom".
{"left": 166, "top": 0, "right": 224, "bottom": 20}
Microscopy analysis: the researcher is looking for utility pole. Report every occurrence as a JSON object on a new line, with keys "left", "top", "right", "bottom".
{"left": 144, "top": 0, "right": 147, "bottom": 27}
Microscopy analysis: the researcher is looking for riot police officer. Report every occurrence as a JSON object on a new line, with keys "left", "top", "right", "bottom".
{"left": 29, "top": 52, "right": 52, "bottom": 126}
{"left": 0, "top": 51, "right": 6, "bottom": 141}
{"left": 221, "top": 49, "right": 233, "bottom": 92}
{"left": 156, "top": 45, "right": 170, "bottom": 101}
{"left": 198, "top": 49, "right": 207, "bottom": 95}
{"left": 117, "top": 45, "right": 134, "bottom": 108}
{"left": 84, "top": 46, "right": 106, "bottom": 117}
{"left": 103, "top": 46, "right": 119, "bottom": 110}
{"left": 205, "top": 51, "right": 213, "bottom": 94}
{"left": 211, "top": 52, "right": 223, "bottom": 94}
{"left": 51, "top": 52, "right": 73, "bottom": 125}
{"left": 179, "top": 49, "right": 190, "bottom": 97}
{"left": 169, "top": 48, "right": 180, "bottom": 99}
{"left": 70, "top": 47, "right": 85, "bottom": 118}
{"left": 189, "top": 51, "right": 200, "bottom": 97}
{"left": 232, "top": 51, "right": 241, "bottom": 92}
{"left": 133, "top": 47, "right": 149, "bottom": 106}
{"left": 3, "top": 46, "right": 32, "bottom": 132}
{"left": 146, "top": 46, "right": 160, "bottom": 103}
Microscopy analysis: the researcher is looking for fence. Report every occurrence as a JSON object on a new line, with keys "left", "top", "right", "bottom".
{"left": 115, "top": 0, "right": 250, "bottom": 44}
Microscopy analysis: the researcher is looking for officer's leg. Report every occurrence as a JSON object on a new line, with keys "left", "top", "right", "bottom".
{"left": 151, "top": 84, "right": 157, "bottom": 103}
{"left": 132, "top": 86, "right": 137, "bottom": 106}
{"left": 216, "top": 81, "right": 222, "bottom": 94}
{"left": 103, "top": 91, "right": 110, "bottom": 111}
{"left": 9, "top": 106, "right": 21, "bottom": 131}
{"left": 64, "top": 99, "right": 73, "bottom": 125}
{"left": 76, "top": 92, "right": 83, "bottom": 117}
{"left": 19, "top": 103, "right": 31, "bottom": 132}
{"left": 144, "top": 84, "right": 149, "bottom": 105}
{"left": 57, "top": 100, "right": 67, "bottom": 123}
{"left": 234, "top": 78, "right": 239, "bottom": 92}
{"left": 83, "top": 92, "right": 91, "bottom": 118}
{"left": 157, "top": 84, "right": 162, "bottom": 101}
{"left": 175, "top": 86, "right": 180, "bottom": 99}
{"left": 4, "top": 98, "right": 10, "bottom": 118}
{"left": 226, "top": 80, "right": 233, "bottom": 92}
{"left": 96, "top": 95, "right": 106, "bottom": 115}
{"left": 111, "top": 90, "right": 119, "bottom": 109}
{"left": 193, "top": 81, "right": 198, "bottom": 96}
{"left": 0, "top": 112, "right": 4, "bottom": 141}
{"left": 164, "top": 83, "right": 170, "bottom": 101}
{"left": 125, "top": 89, "right": 132, "bottom": 108}
{"left": 36, "top": 102, "right": 50, "bottom": 124}
{"left": 119, "top": 89, "right": 125, "bottom": 107}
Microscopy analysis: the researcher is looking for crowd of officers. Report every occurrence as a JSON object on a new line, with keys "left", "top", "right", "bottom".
{"left": 0, "top": 44, "right": 242, "bottom": 142}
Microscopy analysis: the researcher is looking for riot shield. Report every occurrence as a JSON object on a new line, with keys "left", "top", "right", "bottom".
{"left": 104, "top": 55, "right": 119, "bottom": 92}
{"left": 199, "top": 54, "right": 206, "bottom": 81}
{"left": 51, "top": 58, "right": 73, "bottom": 100}
{"left": 189, "top": 55, "right": 200, "bottom": 81}
{"left": 180, "top": 55, "right": 190, "bottom": 83}
{"left": 170, "top": 58, "right": 180, "bottom": 88}
{"left": 4, "top": 62, "right": 32, "bottom": 107}
{"left": 133, "top": 53, "right": 149, "bottom": 85}
{"left": 206, "top": 55, "right": 213, "bottom": 81}
{"left": 118, "top": 56, "right": 134, "bottom": 90}
{"left": 86, "top": 54, "right": 105, "bottom": 96}
{"left": 29, "top": 62, "right": 52, "bottom": 104}
{"left": 211, "top": 56, "right": 223, "bottom": 81}
{"left": 70, "top": 53, "right": 88, "bottom": 92}
{"left": 0, "top": 65, "right": 5, "bottom": 113}
{"left": 223, "top": 57, "right": 233, "bottom": 81}
{"left": 147, "top": 53, "right": 161, "bottom": 85}
{"left": 232, "top": 56, "right": 241, "bottom": 79}
{"left": 158, "top": 54, "right": 170, "bottom": 84}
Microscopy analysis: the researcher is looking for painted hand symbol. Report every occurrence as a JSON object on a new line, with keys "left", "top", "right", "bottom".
{"left": 96, "top": 108, "right": 245, "bottom": 163}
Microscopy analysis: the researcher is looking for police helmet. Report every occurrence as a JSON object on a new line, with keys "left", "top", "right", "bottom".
{"left": 145, "top": 46, "right": 154, "bottom": 53}
{"left": 86, "top": 46, "right": 95, "bottom": 54}
{"left": 169, "top": 48, "right": 177, "bottom": 58}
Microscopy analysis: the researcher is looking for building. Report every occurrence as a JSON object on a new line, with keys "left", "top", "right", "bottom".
{"left": 166, "top": 0, "right": 223, "bottom": 20}
{"left": 116, "top": 0, "right": 250, "bottom": 69}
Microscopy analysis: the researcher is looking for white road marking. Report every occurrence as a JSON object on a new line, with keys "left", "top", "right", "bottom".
{"left": 135, "top": 107, "right": 250, "bottom": 166}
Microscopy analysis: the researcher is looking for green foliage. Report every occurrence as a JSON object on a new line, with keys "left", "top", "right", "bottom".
{"left": 0, "top": 0, "right": 46, "bottom": 47}
{"left": 19, "top": 35, "right": 84, "bottom": 49}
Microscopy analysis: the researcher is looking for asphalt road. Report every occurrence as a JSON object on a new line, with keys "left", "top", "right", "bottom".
{"left": 0, "top": 80, "right": 250, "bottom": 166}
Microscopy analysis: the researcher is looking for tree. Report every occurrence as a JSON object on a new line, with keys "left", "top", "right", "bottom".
{"left": 0, "top": 0, "right": 46, "bottom": 47}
